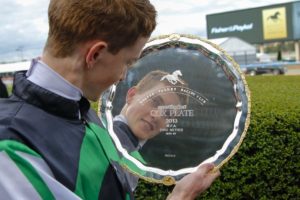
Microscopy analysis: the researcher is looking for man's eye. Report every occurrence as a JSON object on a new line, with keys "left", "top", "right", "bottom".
{"left": 150, "top": 98, "right": 160, "bottom": 107}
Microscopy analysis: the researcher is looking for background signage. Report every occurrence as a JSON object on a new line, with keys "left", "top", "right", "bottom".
{"left": 206, "top": 2, "right": 297, "bottom": 44}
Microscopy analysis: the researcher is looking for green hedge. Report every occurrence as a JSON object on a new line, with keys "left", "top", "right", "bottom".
{"left": 134, "top": 76, "right": 300, "bottom": 200}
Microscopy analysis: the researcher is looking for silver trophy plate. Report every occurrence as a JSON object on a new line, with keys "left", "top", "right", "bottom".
{"left": 98, "top": 34, "right": 250, "bottom": 185}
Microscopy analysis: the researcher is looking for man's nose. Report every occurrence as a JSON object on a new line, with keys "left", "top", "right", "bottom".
{"left": 150, "top": 112, "right": 166, "bottom": 125}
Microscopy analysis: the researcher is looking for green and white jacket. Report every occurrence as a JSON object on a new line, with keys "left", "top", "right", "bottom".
{"left": 0, "top": 71, "right": 133, "bottom": 200}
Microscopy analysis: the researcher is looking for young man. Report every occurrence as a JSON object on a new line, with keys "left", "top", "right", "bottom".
{"left": 0, "top": 0, "right": 219, "bottom": 199}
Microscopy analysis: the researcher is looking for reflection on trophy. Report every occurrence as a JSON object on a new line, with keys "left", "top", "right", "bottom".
{"left": 99, "top": 34, "right": 250, "bottom": 185}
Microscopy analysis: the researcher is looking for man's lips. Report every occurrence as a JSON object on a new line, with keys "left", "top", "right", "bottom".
{"left": 141, "top": 119, "right": 154, "bottom": 131}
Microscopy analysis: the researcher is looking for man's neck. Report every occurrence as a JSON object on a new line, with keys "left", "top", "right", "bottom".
{"left": 41, "top": 50, "right": 85, "bottom": 91}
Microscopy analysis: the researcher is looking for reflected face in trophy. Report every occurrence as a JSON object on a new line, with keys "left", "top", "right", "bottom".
{"left": 123, "top": 83, "right": 181, "bottom": 140}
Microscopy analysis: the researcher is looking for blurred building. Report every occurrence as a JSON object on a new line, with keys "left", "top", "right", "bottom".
{"left": 209, "top": 37, "right": 256, "bottom": 65}
{"left": 0, "top": 60, "right": 30, "bottom": 77}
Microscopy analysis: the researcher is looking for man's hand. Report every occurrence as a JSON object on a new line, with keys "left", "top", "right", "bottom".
{"left": 167, "top": 163, "right": 220, "bottom": 200}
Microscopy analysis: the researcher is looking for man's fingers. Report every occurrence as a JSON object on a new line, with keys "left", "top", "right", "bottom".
{"left": 196, "top": 163, "right": 221, "bottom": 182}
{"left": 197, "top": 163, "right": 215, "bottom": 174}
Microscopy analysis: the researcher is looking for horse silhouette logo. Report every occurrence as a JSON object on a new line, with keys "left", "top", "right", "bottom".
{"left": 161, "top": 70, "right": 183, "bottom": 85}
{"left": 267, "top": 11, "right": 280, "bottom": 22}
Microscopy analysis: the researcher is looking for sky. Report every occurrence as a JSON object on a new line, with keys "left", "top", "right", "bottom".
{"left": 0, "top": 0, "right": 297, "bottom": 63}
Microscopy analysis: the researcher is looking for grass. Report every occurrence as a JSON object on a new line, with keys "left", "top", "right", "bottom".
{"left": 246, "top": 75, "right": 300, "bottom": 112}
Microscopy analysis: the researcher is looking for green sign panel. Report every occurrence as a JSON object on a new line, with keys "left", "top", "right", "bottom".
{"left": 206, "top": 2, "right": 296, "bottom": 44}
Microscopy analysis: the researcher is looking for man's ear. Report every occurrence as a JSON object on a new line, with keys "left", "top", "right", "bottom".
{"left": 85, "top": 41, "right": 108, "bottom": 69}
{"left": 126, "top": 87, "right": 137, "bottom": 104}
